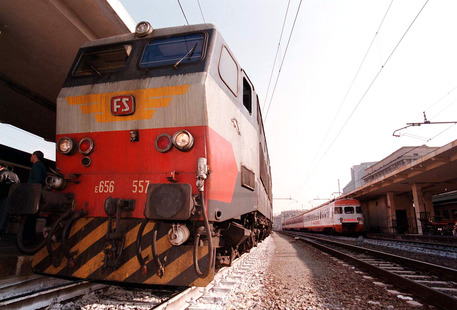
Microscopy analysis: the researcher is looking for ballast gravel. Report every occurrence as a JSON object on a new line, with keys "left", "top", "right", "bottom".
{"left": 47, "top": 233, "right": 436, "bottom": 309}
{"left": 219, "top": 232, "right": 433, "bottom": 309}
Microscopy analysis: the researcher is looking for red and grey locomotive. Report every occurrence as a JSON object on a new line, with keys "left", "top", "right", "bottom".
{"left": 7, "top": 22, "right": 272, "bottom": 286}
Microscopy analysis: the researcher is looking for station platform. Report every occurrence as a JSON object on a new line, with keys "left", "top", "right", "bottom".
{"left": 365, "top": 232, "right": 457, "bottom": 245}
{"left": 0, "top": 215, "right": 44, "bottom": 279}
{"left": 0, "top": 233, "right": 34, "bottom": 279}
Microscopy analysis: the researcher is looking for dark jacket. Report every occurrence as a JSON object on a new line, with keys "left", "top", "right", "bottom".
{"left": 28, "top": 161, "right": 47, "bottom": 185}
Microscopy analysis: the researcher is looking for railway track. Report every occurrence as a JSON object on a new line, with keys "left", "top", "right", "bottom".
{"left": 0, "top": 240, "right": 269, "bottom": 309}
{"left": 360, "top": 234, "right": 457, "bottom": 256}
{"left": 0, "top": 274, "right": 107, "bottom": 310}
{"left": 283, "top": 231, "right": 457, "bottom": 309}
{"left": 365, "top": 232, "right": 457, "bottom": 247}
{"left": 0, "top": 274, "right": 185, "bottom": 310}
{"left": 313, "top": 233, "right": 457, "bottom": 269}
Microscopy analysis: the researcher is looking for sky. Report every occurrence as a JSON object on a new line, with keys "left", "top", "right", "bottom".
{"left": 120, "top": 0, "right": 457, "bottom": 214}
{"left": 4, "top": 0, "right": 457, "bottom": 215}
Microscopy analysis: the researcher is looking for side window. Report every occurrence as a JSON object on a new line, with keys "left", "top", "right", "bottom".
{"left": 243, "top": 77, "right": 252, "bottom": 114}
{"left": 218, "top": 46, "right": 238, "bottom": 95}
{"left": 257, "top": 95, "right": 261, "bottom": 124}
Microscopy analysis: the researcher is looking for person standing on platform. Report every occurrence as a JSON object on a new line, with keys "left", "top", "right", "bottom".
{"left": 0, "top": 163, "right": 20, "bottom": 233}
{"left": 28, "top": 151, "right": 47, "bottom": 185}
{"left": 24, "top": 151, "right": 48, "bottom": 242}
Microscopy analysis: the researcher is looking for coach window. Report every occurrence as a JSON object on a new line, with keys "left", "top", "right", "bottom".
{"left": 335, "top": 207, "right": 342, "bottom": 214}
{"left": 218, "top": 46, "right": 238, "bottom": 95}
{"left": 243, "top": 77, "right": 252, "bottom": 114}
{"left": 344, "top": 207, "right": 355, "bottom": 214}
{"left": 356, "top": 206, "right": 362, "bottom": 214}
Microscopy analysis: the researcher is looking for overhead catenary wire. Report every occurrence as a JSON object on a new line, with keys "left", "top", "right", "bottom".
{"left": 292, "top": 0, "right": 430, "bottom": 201}
{"left": 372, "top": 88, "right": 457, "bottom": 170}
{"left": 262, "top": 0, "right": 291, "bottom": 112}
{"left": 291, "top": 0, "right": 395, "bottom": 197}
{"left": 430, "top": 98, "right": 457, "bottom": 120}
{"left": 197, "top": 0, "right": 206, "bottom": 23}
{"left": 414, "top": 84, "right": 457, "bottom": 122}
{"left": 264, "top": 0, "right": 303, "bottom": 122}
{"left": 177, "top": 0, "right": 189, "bottom": 25}
{"left": 365, "top": 122, "right": 457, "bottom": 181}
{"left": 326, "top": 0, "right": 430, "bottom": 157}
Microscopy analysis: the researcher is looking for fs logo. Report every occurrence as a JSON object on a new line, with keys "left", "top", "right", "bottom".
{"left": 111, "top": 95, "right": 135, "bottom": 116}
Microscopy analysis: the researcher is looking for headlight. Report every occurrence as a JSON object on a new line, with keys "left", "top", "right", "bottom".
{"left": 135, "top": 21, "right": 153, "bottom": 37}
{"left": 172, "top": 130, "right": 194, "bottom": 151}
{"left": 79, "top": 137, "right": 94, "bottom": 155}
{"left": 46, "top": 175, "right": 66, "bottom": 190}
{"left": 57, "top": 137, "right": 75, "bottom": 155}
{"left": 357, "top": 217, "right": 362, "bottom": 221}
{"left": 339, "top": 218, "right": 343, "bottom": 223}
{"left": 155, "top": 133, "right": 172, "bottom": 153}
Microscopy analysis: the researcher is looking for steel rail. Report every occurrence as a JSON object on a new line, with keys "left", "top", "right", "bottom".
{"left": 282, "top": 231, "right": 457, "bottom": 309}
{"left": 365, "top": 233, "right": 457, "bottom": 249}
{"left": 364, "top": 236, "right": 457, "bottom": 255}
{"left": 307, "top": 234, "right": 457, "bottom": 280}
{"left": 0, "top": 280, "right": 107, "bottom": 310}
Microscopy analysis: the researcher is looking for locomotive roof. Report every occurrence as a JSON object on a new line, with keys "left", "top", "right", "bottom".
{"left": 80, "top": 23, "right": 218, "bottom": 48}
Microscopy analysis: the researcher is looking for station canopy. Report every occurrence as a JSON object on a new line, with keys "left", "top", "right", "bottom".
{"left": 0, "top": 0, "right": 135, "bottom": 141}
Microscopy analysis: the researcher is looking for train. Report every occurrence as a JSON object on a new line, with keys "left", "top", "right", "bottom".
{"left": 6, "top": 22, "right": 272, "bottom": 287}
{"left": 282, "top": 199, "right": 364, "bottom": 234}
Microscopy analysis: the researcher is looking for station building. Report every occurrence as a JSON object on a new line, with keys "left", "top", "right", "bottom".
{"left": 342, "top": 141, "right": 457, "bottom": 235}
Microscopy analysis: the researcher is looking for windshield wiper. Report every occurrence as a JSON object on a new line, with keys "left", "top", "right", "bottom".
{"left": 174, "top": 43, "right": 198, "bottom": 69}
{"left": 83, "top": 58, "right": 102, "bottom": 76}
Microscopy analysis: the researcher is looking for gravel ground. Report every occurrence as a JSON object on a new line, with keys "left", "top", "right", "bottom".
{"left": 221, "top": 232, "right": 434, "bottom": 309}
{"left": 47, "top": 286, "right": 178, "bottom": 310}
{"left": 46, "top": 233, "right": 438, "bottom": 309}
{"left": 361, "top": 240, "right": 457, "bottom": 270}
{"left": 304, "top": 234, "right": 457, "bottom": 269}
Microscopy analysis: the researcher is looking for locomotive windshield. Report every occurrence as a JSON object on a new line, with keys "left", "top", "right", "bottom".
{"left": 336, "top": 206, "right": 362, "bottom": 214}
{"left": 140, "top": 33, "right": 205, "bottom": 68}
{"left": 73, "top": 44, "right": 132, "bottom": 77}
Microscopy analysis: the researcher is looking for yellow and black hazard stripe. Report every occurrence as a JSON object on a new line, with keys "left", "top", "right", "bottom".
{"left": 32, "top": 217, "right": 214, "bottom": 287}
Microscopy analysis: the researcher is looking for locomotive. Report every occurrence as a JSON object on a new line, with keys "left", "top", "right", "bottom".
{"left": 282, "top": 199, "right": 364, "bottom": 234}
{"left": 7, "top": 22, "right": 272, "bottom": 287}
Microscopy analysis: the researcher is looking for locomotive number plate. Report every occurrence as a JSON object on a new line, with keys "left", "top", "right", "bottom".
{"left": 95, "top": 180, "right": 115, "bottom": 193}
{"left": 111, "top": 95, "right": 135, "bottom": 116}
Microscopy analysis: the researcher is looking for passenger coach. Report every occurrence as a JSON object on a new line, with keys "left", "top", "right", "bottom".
{"left": 282, "top": 199, "right": 364, "bottom": 234}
